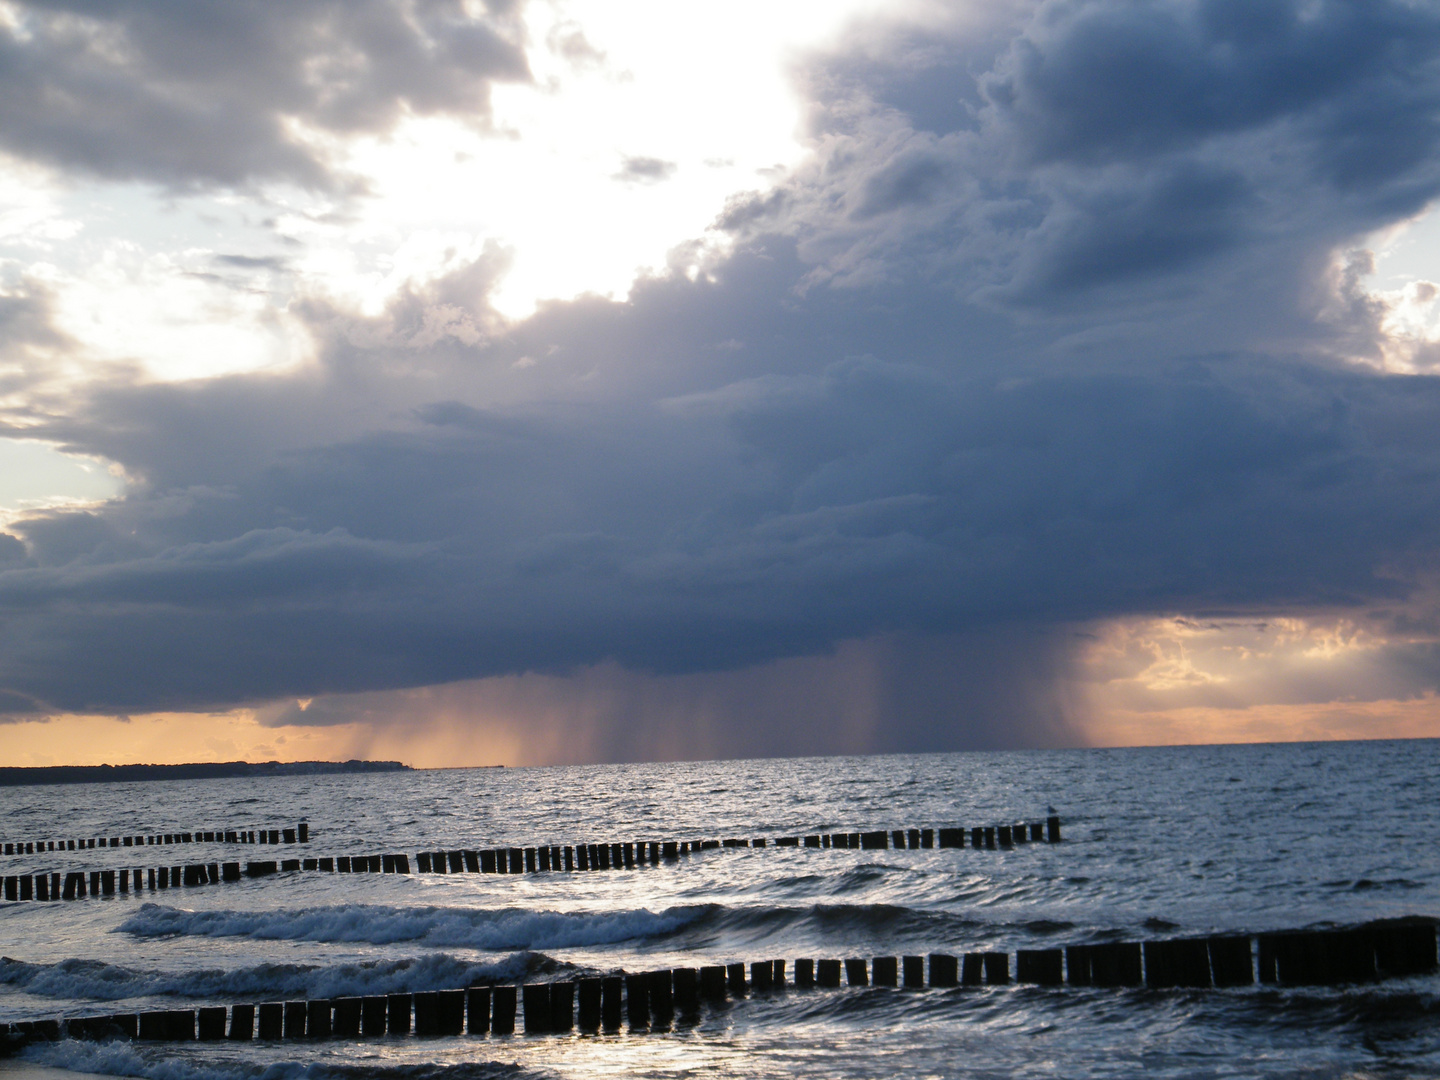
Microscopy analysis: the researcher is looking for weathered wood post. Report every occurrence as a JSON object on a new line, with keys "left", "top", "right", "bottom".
{"left": 229, "top": 1004, "right": 254, "bottom": 1040}
{"left": 600, "top": 977, "right": 623, "bottom": 1032}
{"left": 466, "top": 988, "right": 491, "bottom": 1035}
{"left": 577, "top": 978, "right": 601, "bottom": 1032}
{"left": 492, "top": 986, "right": 516, "bottom": 1035}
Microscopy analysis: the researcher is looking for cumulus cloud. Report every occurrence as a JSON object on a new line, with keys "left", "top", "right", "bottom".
{"left": 4, "top": 0, "right": 1440, "bottom": 756}
{"left": 0, "top": 0, "right": 530, "bottom": 189}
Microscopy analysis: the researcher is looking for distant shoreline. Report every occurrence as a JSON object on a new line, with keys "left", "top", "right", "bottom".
{"left": 0, "top": 760, "right": 411, "bottom": 787}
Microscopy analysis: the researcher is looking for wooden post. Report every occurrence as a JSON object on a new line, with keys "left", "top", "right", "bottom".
{"left": 577, "top": 979, "right": 601, "bottom": 1031}
{"left": 307, "top": 1000, "right": 332, "bottom": 1038}
{"left": 333, "top": 999, "right": 361, "bottom": 1037}
{"left": 648, "top": 971, "right": 673, "bottom": 1026}
{"left": 749, "top": 961, "right": 773, "bottom": 992}
{"left": 961, "top": 954, "right": 984, "bottom": 985}
{"left": 929, "top": 954, "right": 959, "bottom": 987}
{"left": 1066, "top": 945, "right": 1092, "bottom": 985}
{"left": 673, "top": 968, "right": 700, "bottom": 1014}
{"left": 509, "top": 848, "right": 524, "bottom": 873}
{"left": 466, "top": 988, "right": 491, "bottom": 1035}
{"left": 793, "top": 959, "right": 814, "bottom": 988}
{"left": 1090, "top": 942, "right": 1142, "bottom": 987}
{"left": 997, "top": 825, "right": 1013, "bottom": 848}
{"left": 387, "top": 994, "right": 411, "bottom": 1036}
{"left": 438, "top": 991, "right": 464, "bottom": 1036}
{"left": 359, "top": 997, "right": 387, "bottom": 1036}
{"left": 1016, "top": 949, "right": 1062, "bottom": 985}
{"left": 970, "top": 827, "right": 983, "bottom": 848}
{"left": 816, "top": 960, "right": 841, "bottom": 988}
{"left": 872, "top": 957, "right": 898, "bottom": 986}
{"left": 1144, "top": 939, "right": 1211, "bottom": 988}
{"left": 522, "top": 984, "right": 550, "bottom": 1034}
{"left": 1047, "top": 816, "right": 1061, "bottom": 842}
{"left": 700, "top": 966, "right": 728, "bottom": 1001}
{"left": 492, "top": 986, "right": 516, "bottom": 1035}
{"left": 414, "top": 991, "right": 439, "bottom": 1036}
{"left": 525, "top": 848, "right": 537, "bottom": 873}
{"left": 549, "top": 982, "right": 574, "bottom": 1032}
{"left": 601, "top": 977, "right": 623, "bottom": 1031}
{"left": 1013, "top": 823, "right": 1029, "bottom": 844}
{"left": 197, "top": 1008, "right": 226, "bottom": 1040}
{"left": 983, "top": 827, "right": 996, "bottom": 849}
{"left": 283, "top": 1001, "right": 306, "bottom": 1038}
{"left": 229, "top": 1004, "right": 254, "bottom": 1040}
{"left": 902, "top": 956, "right": 923, "bottom": 987}
{"left": 861, "top": 830, "right": 887, "bottom": 849}
{"left": 1374, "top": 923, "right": 1438, "bottom": 977}
{"left": 727, "top": 962, "right": 747, "bottom": 996}
{"left": 257, "top": 1004, "right": 283, "bottom": 1040}
{"left": 845, "top": 959, "right": 869, "bottom": 986}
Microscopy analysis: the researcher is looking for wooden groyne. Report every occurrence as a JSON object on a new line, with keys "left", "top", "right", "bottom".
{"left": 2, "top": 920, "right": 1432, "bottom": 1047}
{"left": 2, "top": 825, "right": 309, "bottom": 855}
{"left": 0, "top": 817, "right": 1065, "bottom": 900}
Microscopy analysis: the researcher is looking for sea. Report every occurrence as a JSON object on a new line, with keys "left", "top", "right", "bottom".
{"left": 1, "top": 740, "right": 1438, "bottom": 1080}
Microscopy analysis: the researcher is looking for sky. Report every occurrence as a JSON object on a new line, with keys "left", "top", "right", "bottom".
{"left": 4, "top": 0, "right": 1440, "bottom": 767}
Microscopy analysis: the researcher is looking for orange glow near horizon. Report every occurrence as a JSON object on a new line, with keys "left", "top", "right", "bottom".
{"left": 6, "top": 614, "right": 1440, "bottom": 768}
{"left": 5, "top": 688, "right": 1440, "bottom": 770}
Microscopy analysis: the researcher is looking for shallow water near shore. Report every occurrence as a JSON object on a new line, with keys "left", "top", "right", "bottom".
{"left": 2, "top": 741, "right": 1439, "bottom": 1079}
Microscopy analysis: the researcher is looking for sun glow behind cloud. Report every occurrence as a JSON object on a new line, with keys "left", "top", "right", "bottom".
{"left": 0, "top": 0, "right": 902, "bottom": 391}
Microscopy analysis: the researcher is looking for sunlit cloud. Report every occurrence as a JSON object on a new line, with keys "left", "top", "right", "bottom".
{"left": 1074, "top": 615, "right": 1440, "bottom": 746}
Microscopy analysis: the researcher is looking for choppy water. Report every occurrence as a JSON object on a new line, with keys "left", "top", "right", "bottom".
{"left": 2, "top": 741, "right": 1439, "bottom": 1079}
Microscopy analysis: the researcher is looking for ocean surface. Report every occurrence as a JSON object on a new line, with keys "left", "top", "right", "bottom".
{"left": 1, "top": 740, "right": 1438, "bottom": 1080}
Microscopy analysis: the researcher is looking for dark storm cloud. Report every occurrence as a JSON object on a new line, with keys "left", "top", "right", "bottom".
{"left": 0, "top": 0, "right": 529, "bottom": 189}
{"left": 5, "top": 307, "right": 1440, "bottom": 717}
{"left": 4, "top": 0, "right": 1440, "bottom": 751}
{"left": 752, "top": 0, "right": 1440, "bottom": 309}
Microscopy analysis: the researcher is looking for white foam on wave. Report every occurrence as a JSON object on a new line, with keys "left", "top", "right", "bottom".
{"left": 26, "top": 1033, "right": 533, "bottom": 1080}
{"left": 0, "top": 952, "right": 538, "bottom": 1004}
{"left": 24, "top": 1038, "right": 267, "bottom": 1080}
{"left": 116, "top": 902, "right": 707, "bottom": 951}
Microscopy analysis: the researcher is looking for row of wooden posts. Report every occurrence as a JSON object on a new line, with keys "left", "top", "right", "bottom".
{"left": 1, "top": 819, "right": 1066, "bottom": 900}
{"left": 1, "top": 819, "right": 1059, "bottom": 865}
{"left": 413, "top": 818, "right": 1060, "bottom": 876}
{"left": 3, "top": 921, "right": 1434, "bottom": 1047}
{"left": 2, "top": 825, "right": 309, "bottom": 856}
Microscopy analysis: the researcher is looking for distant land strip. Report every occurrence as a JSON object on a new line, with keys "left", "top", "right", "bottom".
{"left": 0, "top": 760, "right": 411, "bottom": 787}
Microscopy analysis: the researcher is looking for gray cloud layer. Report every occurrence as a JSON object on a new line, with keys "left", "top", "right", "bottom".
{"left": 0, "top": 0, "right": 529, "bottom": 188}
{"left": 5, "top": 0, "right": 1440, "bottom": 751}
